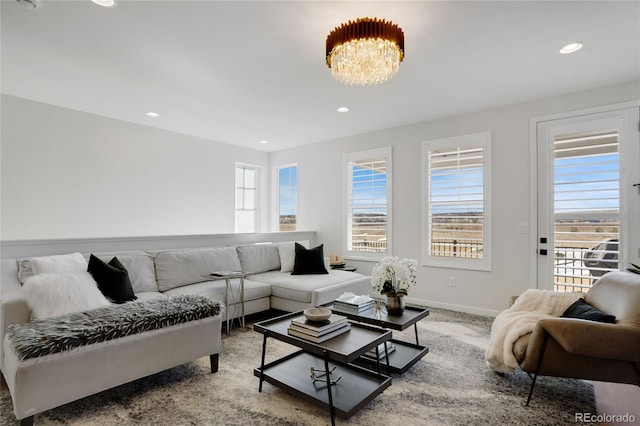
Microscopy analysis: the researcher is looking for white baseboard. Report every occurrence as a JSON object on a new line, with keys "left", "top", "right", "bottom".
{"left": 405, "top": 296, "right": 501, "bottom": 318}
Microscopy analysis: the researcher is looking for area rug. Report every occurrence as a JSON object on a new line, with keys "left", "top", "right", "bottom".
{"left": 0, "top": 308, "right": 596, "bottom": 425}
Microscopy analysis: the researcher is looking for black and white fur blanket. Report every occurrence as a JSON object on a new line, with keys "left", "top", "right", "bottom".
{"left": 8, "top": 295, "right": 222, "bottom": 361}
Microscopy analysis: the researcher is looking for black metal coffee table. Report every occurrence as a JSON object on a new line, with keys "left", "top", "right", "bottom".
{"left": 325, "top": 304, "right": 430, "bottom": 374}
{"left": 253, "top": 311, "right": 392, "bottom": 425}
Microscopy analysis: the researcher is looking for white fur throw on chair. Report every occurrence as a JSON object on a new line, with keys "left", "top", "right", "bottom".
{"left": 485, "top": 289, "right": 581, "bottom": 373}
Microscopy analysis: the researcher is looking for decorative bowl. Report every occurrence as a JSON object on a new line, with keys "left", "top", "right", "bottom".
{"left": 303, "top": 307, "right": 332, "bottom": 322}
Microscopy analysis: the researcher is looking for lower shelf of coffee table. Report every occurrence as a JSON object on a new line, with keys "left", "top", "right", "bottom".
{"left": 254, "top": 350, "right": 392, "bottom": 419}
{"left": 353, "top": 339, "right": 429, "bottom": 374}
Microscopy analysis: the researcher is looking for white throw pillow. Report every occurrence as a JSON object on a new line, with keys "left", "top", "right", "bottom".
{"left": 23, "top": 272, "right": 111, "bottom": 319}
{"left": 30, "top": 252, "right": 88, "bottom": 276}
{"left": 277, "top": 240, "right": 309, "bottom": 273}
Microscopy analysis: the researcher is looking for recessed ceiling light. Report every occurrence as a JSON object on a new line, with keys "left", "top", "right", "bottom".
{"left": 337, "top": 107, "right": 350, "bottom": 113}
{"left": 560, "top": 42, "right": 583, "bottom": 54}
{"left": 146, "top": 112, "right": 159, "bottom": 118}
{"left": 259, "top": 140, "right": 268, "bottom": 144}
{"left": 91, "top": 0, "right": 117, "bottom": 7}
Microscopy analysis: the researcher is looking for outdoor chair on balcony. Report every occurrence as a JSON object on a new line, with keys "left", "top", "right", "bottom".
{"left": 513, "top": 271, "right": 640, "bottom": 405}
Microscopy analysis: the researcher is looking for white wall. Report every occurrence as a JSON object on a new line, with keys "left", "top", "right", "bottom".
{"left": 3, "top": 81, "right": 638, "bottom": 315}
{"left": 1, "top": 95, "right": 269, "bottom": 239}
{"left": 269, "top": 80, "right": 640, "bottom": 316}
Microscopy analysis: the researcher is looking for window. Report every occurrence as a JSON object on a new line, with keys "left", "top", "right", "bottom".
{"left": 235, "top": 163, "right": 259, "bottom": 233}
{"left": 552, "top": 130, "right": 620, "bottom": 290}
{"left": 274, "top": 164, "right": 298, "bottom": 231}
{"left": 422, "top": 132, "right": 491, "bottom": 270}
{"left": 344, "top": 147, "right": 392, "bottom": 260}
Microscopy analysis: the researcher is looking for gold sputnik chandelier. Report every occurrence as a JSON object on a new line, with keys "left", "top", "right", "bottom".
{"left": 326, "top": 17, "right": 405, "bottom": 86}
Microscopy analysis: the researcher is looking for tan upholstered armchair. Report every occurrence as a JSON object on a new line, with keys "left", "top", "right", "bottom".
{"left": 513, "top": 271, "right": 640, "bottom": 405}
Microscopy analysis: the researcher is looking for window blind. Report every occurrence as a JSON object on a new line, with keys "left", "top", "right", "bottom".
{"left": 347, "top": 157, "right": 388, "bottom": 253}
{"left": 427, "top": 145, "right": 484, "bottom": 259}
{"left": 553, "top": 130, "right": 620, "bottom": 290}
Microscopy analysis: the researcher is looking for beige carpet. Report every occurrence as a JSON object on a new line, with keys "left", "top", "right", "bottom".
{"left": 0, "top": 308, "right": 596, "bottom": 425}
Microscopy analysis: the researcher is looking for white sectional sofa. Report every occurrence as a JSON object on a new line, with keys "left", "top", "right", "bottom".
{"left": 0, "top": 239, "right": 371, "bottom": 425}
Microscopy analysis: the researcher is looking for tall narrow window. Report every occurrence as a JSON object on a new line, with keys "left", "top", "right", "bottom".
{"left": 423, "top": 132, "right": 491, "bottom": 270}
{"left": 235, "top": 164, "right": 258, "bottom": 233}
{"left": 275, "top": 164, "right": 298, "bottom": 231}
{"left": 344, "top": 147, "right": 392, "bottom": 260}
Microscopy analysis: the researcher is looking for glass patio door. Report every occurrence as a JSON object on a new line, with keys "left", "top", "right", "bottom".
{"left": 536, "top": 107, "right": 640, "bottom": 291}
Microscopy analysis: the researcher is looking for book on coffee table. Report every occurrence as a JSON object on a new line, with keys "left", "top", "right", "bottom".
{"left": 287, "top": 322, "right": 351, "bottom": 343}
{"left": 290, "top": 314, "right": 348, "bottom": 333}
{"left": 363, "top": 342, "right": 396, "bottom": 360}
{"left": 333, "top": 293, "right": 375, "bottom": 313}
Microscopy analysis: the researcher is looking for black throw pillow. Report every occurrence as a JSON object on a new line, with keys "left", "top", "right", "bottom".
{"left": 562, "top": 298, "right": 616, "bottom": 323}
{"left": 291, "top": 243, "right": 328, "bottom": 275}
{"left": 88, "top": 255, "right": 137, "bottom": 304}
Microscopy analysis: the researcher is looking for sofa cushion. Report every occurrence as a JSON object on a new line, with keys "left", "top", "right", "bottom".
{"left": 30, "top": 253, "right": 87, "bottom": 276}
{"left": 236, "top": 244, "right": 280, "bottom": 274}
{"left": 277, "top": 240, "right": 309, "bottom": 273}
{"left": 18, "top": 251, "right": 159, "bottom": 293}
{"left": 89, "top": 252, "right": 159, "bottom": 294}
{"left": 163, "top": 278, "right": 271, "bottom": 303}
{"left": 134, "top": 291, "right": 168, "bottom": 301}
{"left": 7, "top": 295, "right": 221, "bottom": 360}
{"left": 23, "top": 272, "right": 111, "bottom": 319}
{"left": 251, "top": 270, "right": 366, "bottom": 303}
{"left": 152, "top": 247, "right": 242, "bottom": 292}
{"left": 562, "top": 298, "right": 616, "bottom": 323}
{"left": 292, "top": 243, "right": 328, "bottom": 275}
{"left": 88, "top": 255, "right": 137, "bottom": 304}
{"left": 111, "top": 253, "right": 158, "bottom": 293}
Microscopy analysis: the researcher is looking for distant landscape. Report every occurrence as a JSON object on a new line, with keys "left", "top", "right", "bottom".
{"left": 282, "top": 211, "right": 619, "bottom": 281}
{"left": 279, "top": 215, "right": 296, "bottom": 232}
{"left": 554, "top": 210, "right": 619, "bottom": 248}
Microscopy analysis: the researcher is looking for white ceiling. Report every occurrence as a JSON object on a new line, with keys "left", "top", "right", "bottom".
{"left": 2, "top": 1, "right": 639, "bottom": 152}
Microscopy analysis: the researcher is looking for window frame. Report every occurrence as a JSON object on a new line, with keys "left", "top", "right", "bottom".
{"left": 343, "top": 147, "right": 393, "bottom": 261}
{"left": 235, "top": 162, "right": 260, "bottom": 233}
{"left": 422, "top": 132, "right": 492, "bottom": 271}
{"left": 272, "top": 163, "right": 298, "bottom": 232}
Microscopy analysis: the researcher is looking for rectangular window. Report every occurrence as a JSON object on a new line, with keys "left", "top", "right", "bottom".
{"left": 344, "top": 147, "right": 392, "bottom": 260}
{"left": 235, "top": 164, "right": 258, "bottom": 233}
{"left": 275, "top": 164, "right": 298, "bottom": 231}
{"left": 423, "top": 132, "right": 491, "bottom": 270}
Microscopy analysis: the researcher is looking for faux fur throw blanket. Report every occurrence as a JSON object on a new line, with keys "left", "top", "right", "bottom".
{"left": 8, "top": 295, "right": 222, "bottom": 361}
{"left": 485, "top": 289, "right": 581, "bottom": 373}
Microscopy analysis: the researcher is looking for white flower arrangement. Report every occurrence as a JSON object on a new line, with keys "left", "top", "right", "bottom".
{"left": 371, "top": 256, "right": 417, "bottom": 296}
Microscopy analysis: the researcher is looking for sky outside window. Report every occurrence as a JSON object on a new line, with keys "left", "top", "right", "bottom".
{"left": 279, "top": 165, "right": 297, "bottom": 231}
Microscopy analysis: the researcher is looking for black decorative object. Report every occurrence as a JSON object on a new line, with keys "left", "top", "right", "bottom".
{"left": 88, "top": 255, "right": 136, "bottom": 304}
{"left": 291, "top": 243, "right": 329, "bottom": 275}
{"left": 562, "top": 298, "right": 616, "bottom": 323}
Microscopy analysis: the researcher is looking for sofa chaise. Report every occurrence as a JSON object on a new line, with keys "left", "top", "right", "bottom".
{"left": 1, "top": 241, "right": 371, "bottom": 424}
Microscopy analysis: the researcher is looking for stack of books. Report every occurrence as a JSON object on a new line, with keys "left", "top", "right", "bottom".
{"left": 287, "top": 314, "right": 351, "bottom": 343}
{"left": 332, "top": 293, "right": 375, "bottom": 314}
{"left": 363, "top": 341, "right": 397, "bottom": 361}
